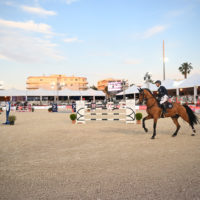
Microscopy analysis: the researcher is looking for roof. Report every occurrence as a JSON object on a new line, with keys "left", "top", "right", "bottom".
{"left": 0, "top": 88, "right": 105, "bottom": 97}
{"left": 141, "top": 83, "right": 157, "bottom": 91}
{"left": 162, "top": 79, "right": 183, "bottom": 90}
{"left": 178, "top": 74, "right": 200, "bottom": 88}
{"left": 117, "top": 85, "right": 139, "bottom": 95}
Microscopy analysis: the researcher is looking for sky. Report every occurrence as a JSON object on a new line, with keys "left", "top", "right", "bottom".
{"left": 0, "top": 0, "right": 200, "bottom": 89}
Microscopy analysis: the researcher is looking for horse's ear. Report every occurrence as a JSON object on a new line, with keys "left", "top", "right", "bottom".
{"left": 138, "top": 88, "right": 143, "bottom": 93}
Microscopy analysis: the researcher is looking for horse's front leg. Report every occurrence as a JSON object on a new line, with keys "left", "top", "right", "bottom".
{"left": 143, "top": 115, "right": 152, "bottom": 132}
{"left": 151, "top": 118, "right": 158, "bottom": 139}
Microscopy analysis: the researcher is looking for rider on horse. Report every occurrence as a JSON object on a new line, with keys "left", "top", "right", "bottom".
{"left": 155, "top": 80, "right": 169, "bottom": 117}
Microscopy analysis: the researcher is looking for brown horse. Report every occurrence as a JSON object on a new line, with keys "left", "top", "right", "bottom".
{"left": 138, "top": 88, "right": 199, "bottom": 139}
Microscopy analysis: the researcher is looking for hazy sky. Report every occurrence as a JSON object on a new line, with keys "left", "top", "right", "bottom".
{"left": 0, "top": 0, "right": 200, "bottom": 89}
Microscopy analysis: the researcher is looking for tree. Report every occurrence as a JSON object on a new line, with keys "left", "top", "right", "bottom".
{"left": 178, "top": 62, "right": 193, "bottom": 79}
{"left": 90, "top": 85, "right": 98, "bottom": 90}
{"left": 103, "top": 86, "right": 110, "bottom": 99}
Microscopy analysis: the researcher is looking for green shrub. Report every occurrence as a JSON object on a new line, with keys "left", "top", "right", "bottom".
{"left": 48, "top": 107, "right": 52, "bottom": 112}
{"left": 136, "top": 113, "right": 143, "bottom": 121}
{"left": 70, "top": 113, "right": 77, "bottom": 121}
{"left": 8, "top": 115, "right": 16, "bottom": 122}
{"left": 32, "top": 108, "right": 35, "bottom": 112}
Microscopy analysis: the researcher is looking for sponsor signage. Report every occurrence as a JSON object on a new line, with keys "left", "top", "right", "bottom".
{"left": 108, "top": 81, "right": 122, "bottom": 92}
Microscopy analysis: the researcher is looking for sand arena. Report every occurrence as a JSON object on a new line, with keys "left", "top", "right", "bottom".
{"left": 0, "top": 110, "right": 200, "bottom": 200}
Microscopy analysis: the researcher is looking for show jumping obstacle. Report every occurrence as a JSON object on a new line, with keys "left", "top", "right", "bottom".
{"left": 76, "top": 100, "right": 136, "bottom": 124}
{"left": 15, "top": 104, "right": 32, "bottom": 112}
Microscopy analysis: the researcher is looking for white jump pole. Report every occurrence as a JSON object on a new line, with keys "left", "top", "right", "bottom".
{"left": 76, "top": 100, "right": 136, "bottom": 124}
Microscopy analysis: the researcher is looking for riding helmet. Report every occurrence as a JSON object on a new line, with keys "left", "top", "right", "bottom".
{"left": 155, "top": 80, "right": 161, "bottom": 85}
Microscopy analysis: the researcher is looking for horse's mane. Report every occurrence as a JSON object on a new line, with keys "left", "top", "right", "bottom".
{"left": 143, "top": 88, "right": 157, "bottom": 99}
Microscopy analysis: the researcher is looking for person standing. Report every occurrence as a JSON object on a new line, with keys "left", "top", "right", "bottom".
{"left": 5, "top": 100, "right": 11, "bottom": 124}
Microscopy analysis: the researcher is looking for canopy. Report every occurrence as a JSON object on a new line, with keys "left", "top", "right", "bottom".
{"left": 117, "top": 85, "right": 139, "bottom": 95}
{"left": 178, "top": 74, "right": 200, "bottom": 88}
{"left": 141, "top": 83, "right": 157, "bottom": 91}
{"left": 0, "top": 89, "right": 26, "bottom": 96}
{"left": 0, "top": 88, "right": 105, "bottom": 97}
{"left": 27, "top": 89, "right": 55, "bottom": 96}
{"left": 162, "top": 79, "right": 183, "bottom": 90}
{"left": 58, "top": 89, "right": 81, "bottom": 96}
{"left": 80, "top": 89, "right": 105, "bottom": 96}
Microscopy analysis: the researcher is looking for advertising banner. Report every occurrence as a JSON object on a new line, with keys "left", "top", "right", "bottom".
{"left": 108, "top": 81, "right": 122, "bottom": 92}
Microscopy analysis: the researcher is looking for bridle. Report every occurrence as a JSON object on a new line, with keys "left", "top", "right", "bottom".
{"left": 139, "top": 90, "right": 157, "bottom": 109}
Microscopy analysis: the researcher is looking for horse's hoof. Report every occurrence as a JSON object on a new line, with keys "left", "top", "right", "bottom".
{"left": 151, "top": 136, "right": 155, "bottom": 139}
{"left": 172, "top": 134, "right": 177, "bottom": 137}
{"left": 191, "top": 134, "right": 195, "bottom": 136}
{"left": 144, "top": 128, "right": 148, "bottom": 133}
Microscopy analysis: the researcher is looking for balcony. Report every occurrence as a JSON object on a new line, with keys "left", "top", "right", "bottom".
{"left": 26, "top": 85, "right": 39, "bottom": 89}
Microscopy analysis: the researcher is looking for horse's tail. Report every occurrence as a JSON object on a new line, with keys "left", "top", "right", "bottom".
{"left": 183, "top": 104, "right": 199, "bottom": 127}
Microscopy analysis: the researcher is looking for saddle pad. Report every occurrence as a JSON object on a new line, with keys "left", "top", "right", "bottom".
{"left": 167, "top": 102, "right": 173, "bottom": 109}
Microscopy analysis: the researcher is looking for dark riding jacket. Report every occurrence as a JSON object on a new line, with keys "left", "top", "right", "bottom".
{"left": 158, "top": 86, "right": 168, "bottom": 98}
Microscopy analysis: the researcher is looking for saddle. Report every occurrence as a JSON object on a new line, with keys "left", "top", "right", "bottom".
{"left": 166, "top": 102, "right": 173, "bottom": 109}
{"left": 157, "top": 100, "right": 173, "bottom": 109}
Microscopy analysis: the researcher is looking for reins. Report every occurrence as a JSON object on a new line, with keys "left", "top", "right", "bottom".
{"left": 140, "top": 91, "right": 158, "bottom": 109}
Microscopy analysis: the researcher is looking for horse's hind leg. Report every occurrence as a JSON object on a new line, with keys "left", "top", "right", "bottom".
{"left": 171, "top": 116, "right": 180, "bottom": 137}
{"left": 191, "top": 125, "right": 196, "bottom": 136}
{"left": 179, "top": 112, "right": 196, "bottom": 136}
{"left": 142, "top": 115, "right": 152, "bottom": 133}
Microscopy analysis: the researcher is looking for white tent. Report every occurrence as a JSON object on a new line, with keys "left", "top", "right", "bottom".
{"left": 162, "top": 79, "right": 183, "bottom": 90}
{"left": 0, "top": 88, "right": 105, "bottom": 98}
{"left": 177, "top": 74, "right": 200, "bottom": 104}
{"left": 141, "top": 83, "right": 157, "bottom": 91}
{"left": 117, "top": 85, "right": 139, "bottom": 95}
{"left": 58, "top": 89, "right": 81, "bottom": 96}
{"left": 178, "top": 74, "right": 200, "bottom": 88}
{"left": 80, "top": 89, "right": 105, "bottom": 97}
{"left": 27, "top": 89, "right": 55, "bottom": 96}
{"left": 58, "top": 89, "right": 105, "bottom": 97}
{"left": 0, "top": 89, "right": 26, "bottom": 96}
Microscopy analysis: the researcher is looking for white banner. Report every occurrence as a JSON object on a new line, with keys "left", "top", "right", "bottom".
{"left": 108, "top": 81, "right": 122, "bottom": 92}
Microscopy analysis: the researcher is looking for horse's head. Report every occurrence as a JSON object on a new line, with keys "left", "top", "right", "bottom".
{"left": 138, "top": 88, "right": 151, "bottom": 104}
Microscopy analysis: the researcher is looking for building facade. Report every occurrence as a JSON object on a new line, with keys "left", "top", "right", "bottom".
{"left": 26, "top": 75, "right": 88, "bottom": 90}
{"left": 97, "top": 78, "right": 122, "bottom": 91}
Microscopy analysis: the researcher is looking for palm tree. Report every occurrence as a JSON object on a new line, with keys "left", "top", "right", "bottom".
{"left": 178, "top": 62, "right": 193, "bottom": 79}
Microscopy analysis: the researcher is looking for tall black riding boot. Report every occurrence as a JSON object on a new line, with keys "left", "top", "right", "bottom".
{"left": 161, "top": 103, "right": 167, "bottom": 118}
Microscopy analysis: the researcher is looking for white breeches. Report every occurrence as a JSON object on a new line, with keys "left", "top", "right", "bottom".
{"left": 160, "top": 95, "right": 169, "bottom": 104}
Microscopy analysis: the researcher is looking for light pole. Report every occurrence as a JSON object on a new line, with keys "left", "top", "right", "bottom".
{"left": 163, "top": 40, "right": 166, "bottom": 80}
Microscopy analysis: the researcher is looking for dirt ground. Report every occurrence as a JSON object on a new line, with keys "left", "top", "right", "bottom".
{"left": 0, "top": 110, "right": 200, "bottom": 200}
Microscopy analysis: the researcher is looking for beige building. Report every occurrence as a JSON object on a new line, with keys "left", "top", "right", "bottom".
{"left": 97, "top": 78, "right": 122, "bottom": 91}
{"left": 26, "top": 75, "right": 88, "bottom": 90}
